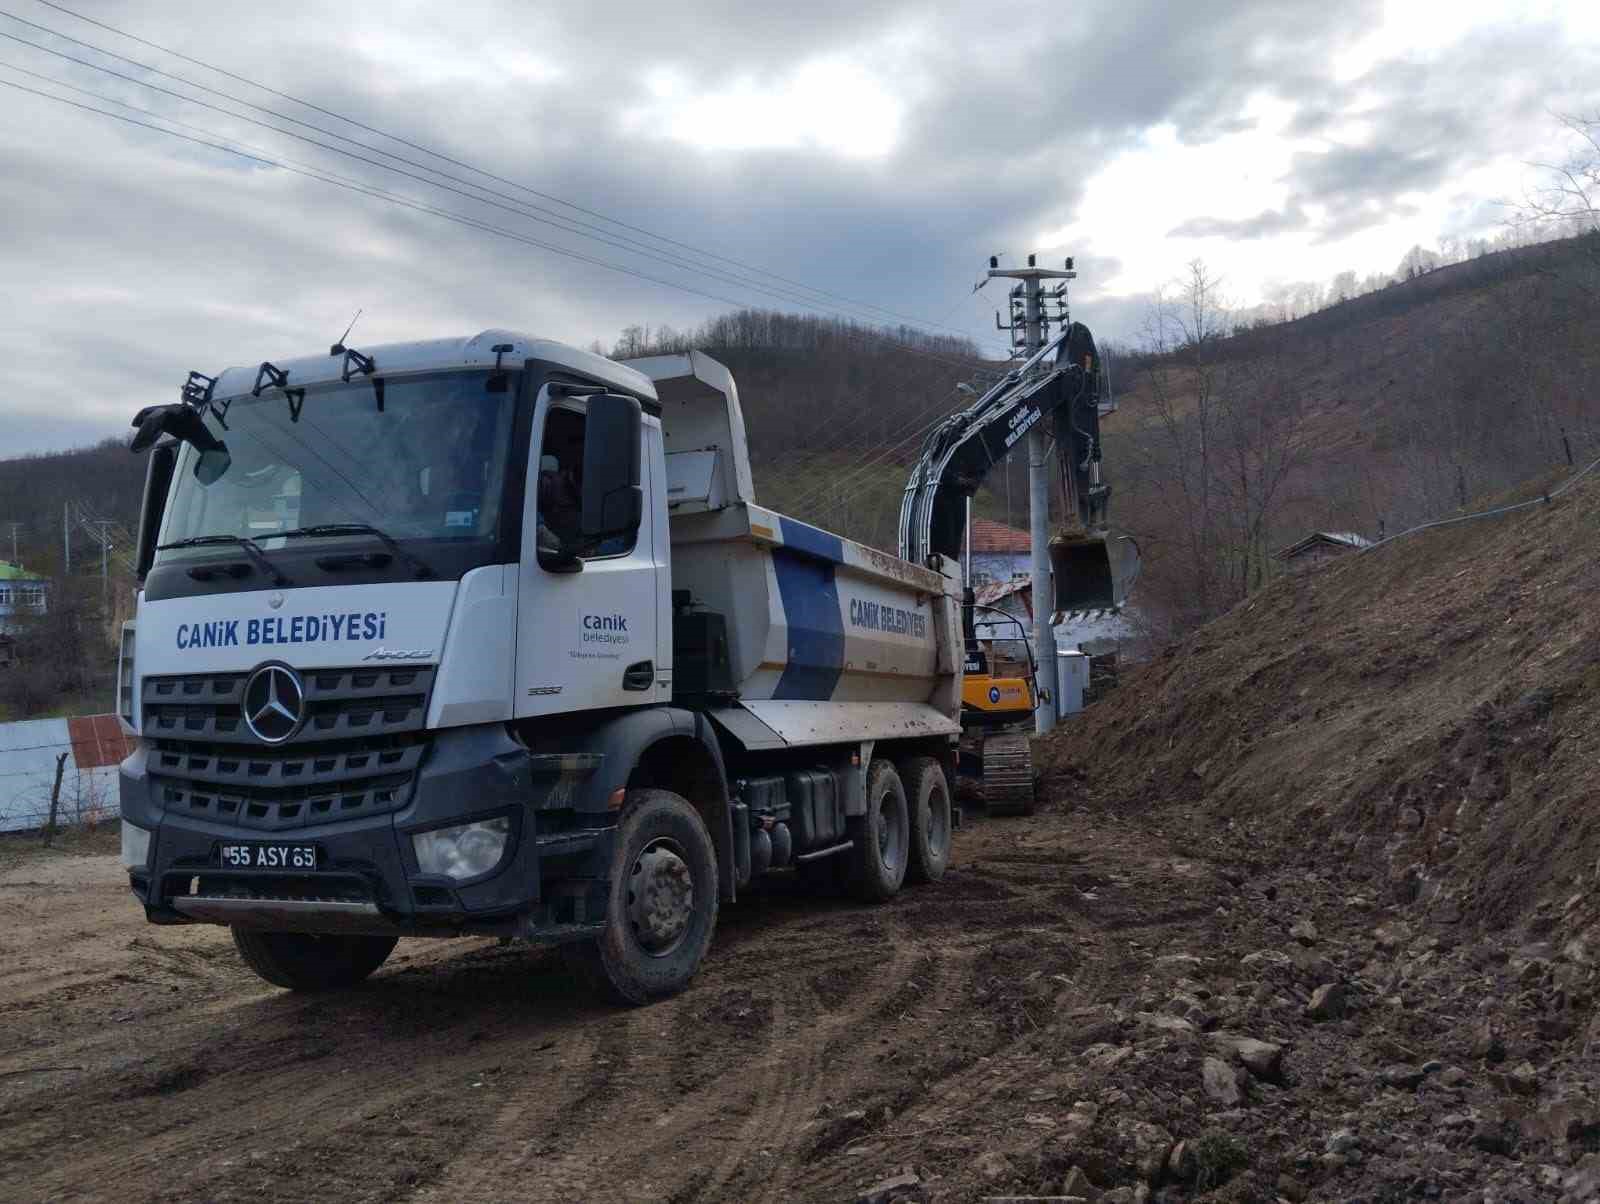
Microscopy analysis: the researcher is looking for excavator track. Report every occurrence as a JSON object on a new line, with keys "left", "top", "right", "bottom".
{"left": 982, "top": 728, "right": 1036, "bottom": 816}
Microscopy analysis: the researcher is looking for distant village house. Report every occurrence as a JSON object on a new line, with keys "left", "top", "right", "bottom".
{"left": 1273, "top": 531, "right": 1373, "bottom": 573}
{"left": 0, "top": 562, "right": 50, "bottom": 666}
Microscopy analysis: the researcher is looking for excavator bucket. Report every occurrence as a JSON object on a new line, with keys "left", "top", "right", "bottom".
{"left": 1050, "top": 530, "right": 1140, "bottom": 614}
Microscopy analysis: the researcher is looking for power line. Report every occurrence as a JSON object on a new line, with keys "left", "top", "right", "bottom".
{"left": 0, "top": 25, "right": 949, "bottom": 332}
{"left": 778, "top": 374, "right": 989, "bottom": 483}
{"left": 1361, "top": 450, "right": 1600, "bottom": 554}
{"left": 15, "top": 1, "right": 1006, "bottom": 350}
{"left": 0, "top": 75, "right": 834, "bottom": 316}
{"left": 1, "top": 71, "right": 1002, "bottom": 384}
{"left": 1, "top": 59, "right": 999, "bottom": 376}
{"left": 787, "top": 391, "right": 974, "bottom": 516}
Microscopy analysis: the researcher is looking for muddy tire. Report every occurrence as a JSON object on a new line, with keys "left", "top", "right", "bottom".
{"left": 900, "top": 756, "right": 952, "bottom": 885}
{"left": 845, "top": 759, "right": 910, "bottom": 902}
{"left": 561, "top": 788, "right": 719, "bottom": 1006}
{"left": 231, "top": 930, "right": 397, "bottom": 991}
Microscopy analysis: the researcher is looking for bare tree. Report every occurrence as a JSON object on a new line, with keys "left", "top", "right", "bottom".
{"left": 1214, "top": 348, "right": 1311, "bottom": 595}
{"left": 1518, "top": 110, "right": 1600, "bottom": 233}
{"left": 1129, "top": 259, "right": 1233, "bottom": 627}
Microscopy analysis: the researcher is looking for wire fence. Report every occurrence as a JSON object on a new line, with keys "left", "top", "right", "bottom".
{"left": 1362, "top": 448, "right": 1600, "bottom": 555}
{"left": 0, "top": 745, "right": 120, "bottom": 833}
{"left": 0, "top": 710, "right": 129, "bottom": 834}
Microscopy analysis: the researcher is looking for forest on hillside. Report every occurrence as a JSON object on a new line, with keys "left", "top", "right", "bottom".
{"left": 3, "top": 226, "right": 1597, "bottom": 715}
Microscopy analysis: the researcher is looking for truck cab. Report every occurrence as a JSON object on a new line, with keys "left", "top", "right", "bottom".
{"left": 119, "top": 331, "right": 962, "bottom": 1003}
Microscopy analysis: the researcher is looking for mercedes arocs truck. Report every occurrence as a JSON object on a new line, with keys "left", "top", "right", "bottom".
{"left": 116, "top": 331, "right": 967, "bottom": 1003}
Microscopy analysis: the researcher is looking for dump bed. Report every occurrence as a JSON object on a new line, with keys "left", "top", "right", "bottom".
{"left": 669, "top": 502, "right": 963, "bottom": 750}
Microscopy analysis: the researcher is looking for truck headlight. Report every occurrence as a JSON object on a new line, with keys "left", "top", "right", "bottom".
{"left": 412, "top": 816, "right": 511, "bottom": 881}
{"left": 121, "top": 821, "right": 152, "bottom": 869}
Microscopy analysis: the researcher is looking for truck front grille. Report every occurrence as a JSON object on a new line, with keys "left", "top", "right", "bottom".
{"left": 142, "top": 666, "right": 435, "bottom": 830}
{"left": 142, "top": 666, "right": 433, "bottom": 744}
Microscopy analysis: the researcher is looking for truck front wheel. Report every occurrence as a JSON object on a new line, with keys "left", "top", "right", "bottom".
{"left": 846, "top": 759, "right": 910, "bottom": 902}
{"left": 562, "top": 788, "right": 719, "bottom": 1005}
{"left": 231, "top": 930, "right": 398, "bottom": 991}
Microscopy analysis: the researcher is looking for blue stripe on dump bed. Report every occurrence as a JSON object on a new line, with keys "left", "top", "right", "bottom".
{"left": 771, "top": 548, "right": 845, "bottom": 700}
{"left": 777, "top": 516, "right": 845, "bottom": 564}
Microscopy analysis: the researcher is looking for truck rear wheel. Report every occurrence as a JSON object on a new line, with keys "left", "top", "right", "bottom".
{"left": 231, "top": 930, "right": 397, "bottom": 991}
{"left": 562, "top": 788, "right": 719, "bottom": 1006}
{"left": 846, "top": 759, "right": 909, "bottom": 902}
{"left": 900, "top": 756, "right": 952, "bottom": 884}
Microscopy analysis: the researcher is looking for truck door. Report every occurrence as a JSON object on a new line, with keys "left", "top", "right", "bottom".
{"left": 515, "top": 387, "right": 661, "bottom": 716}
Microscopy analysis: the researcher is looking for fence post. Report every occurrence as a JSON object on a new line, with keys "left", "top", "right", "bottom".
{"left": 43, "top": 752, "right": 68, "bottom": 847}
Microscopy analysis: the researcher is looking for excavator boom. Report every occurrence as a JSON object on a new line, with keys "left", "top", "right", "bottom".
{"left": 897, "top": 321, "right": 1136, "bottom": 616}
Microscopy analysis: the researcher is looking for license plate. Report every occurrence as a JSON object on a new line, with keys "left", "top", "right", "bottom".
{"left": 218, "top": 843, "right": 319, "bottom": 871}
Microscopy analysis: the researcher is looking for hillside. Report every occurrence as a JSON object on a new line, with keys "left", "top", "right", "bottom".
{"left": 1042, "top": 466, "right": 1599, "bottom": 934}
{"left": 4, "top": 235, "right": 1596, "bottom": 602}
{"left": 1014, "top": 468, "right": 1600, "bottom": 1200}
{"left": 1106, "top": 234, "right": 1599, "bottom": 635}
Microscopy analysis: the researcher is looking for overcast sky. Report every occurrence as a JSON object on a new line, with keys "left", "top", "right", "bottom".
{"left": 2, "top": 0, "right": 1598, "bottom": 455}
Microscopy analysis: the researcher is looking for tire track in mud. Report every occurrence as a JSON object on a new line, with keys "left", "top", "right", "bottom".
{"left": 2, "top": 940, "right": 610, "bottom": 1204}
{"left": 3, "top": 806, "right": 1239, "bottom": 1204}
{"left": 692, "top": 921, "right": 926, "bottom": 1203}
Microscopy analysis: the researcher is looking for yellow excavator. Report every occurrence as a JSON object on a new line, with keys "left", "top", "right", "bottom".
{"left": 958, "top": 605, "right": 1042, "bottom": 815}
{"left": 898, "top": 318, "right": 1136, "bottom": 816}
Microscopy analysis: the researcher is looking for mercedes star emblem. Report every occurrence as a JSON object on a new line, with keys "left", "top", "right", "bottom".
{"left": 242, "top": 663, "right": 306, "bottom": 744}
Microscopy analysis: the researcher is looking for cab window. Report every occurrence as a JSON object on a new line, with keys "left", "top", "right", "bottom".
{"left": 536, "top": 402, "right": 638, "bottom": 563}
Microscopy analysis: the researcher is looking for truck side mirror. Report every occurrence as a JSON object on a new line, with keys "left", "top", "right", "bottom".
{"left": 130, "top": 403, "right": 231, "bottom": 484}
{"left": 136, "top": 442, "right": 178, "bottom": 581}
{"left": 580, "top": 393, "right": 643, "bottom": 541}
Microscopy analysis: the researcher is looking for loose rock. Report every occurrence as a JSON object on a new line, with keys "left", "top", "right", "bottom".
{"left": 855, "top": 1169, "right": 925, "bottom": 1204}
{"left": 1210, "top": 1033, "right": 1285, "bottom": 1082}
{"left": 1471, "top": 1118, "right": 1516, "bottom": 1156}
{"left": 1306, "top": 982, "right": 1346, "bottom": 1021}
{"left": 1060, "top": 1164, "right": 1100, "bottom": 1201}
{"left": 976, "top": 1150, "right": 1013, "bottom": 1181}
{"left": 1325, "top": 1128, "right": 1360, "bottom": 1155}
{"left": 1380, "top": 1063, "right": 1426, "bottom": 1090}
{"left": 1135, "top": 1012, "right": 1196, "bottom": 1036}
{"left": 1202, "top": 1056, "right": 1245, "bottom": 1105}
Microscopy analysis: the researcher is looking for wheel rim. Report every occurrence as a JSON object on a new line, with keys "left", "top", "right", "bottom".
{"left": 626, "top": 838, "right": 696, "bottom": 958}
{"left": 876, "top": 785, "right": 906, "bottom": 873}
{"left": 927, "top": 784, "right": 951, "bottom": 857}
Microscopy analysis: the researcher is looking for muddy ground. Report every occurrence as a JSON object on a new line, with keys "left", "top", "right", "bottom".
{"left": 4, "top": 780, "right": 1596, "bottom": 1203}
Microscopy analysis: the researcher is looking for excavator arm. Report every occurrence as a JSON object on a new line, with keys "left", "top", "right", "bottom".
{"left": 897, "top": 320, "right": 1136, "bottom": 615}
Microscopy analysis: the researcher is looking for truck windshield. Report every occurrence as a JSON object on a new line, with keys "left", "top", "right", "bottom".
{"left": 155, "top": 370, "right": 518, "bottom": 565}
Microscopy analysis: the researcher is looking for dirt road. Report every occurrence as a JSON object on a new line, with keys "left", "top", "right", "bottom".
{"left": 6, "top": 785, "right": 1595, "bottom": 1203}
{"left": 0, "top": 804, "right": 1234, "bottom": 1204}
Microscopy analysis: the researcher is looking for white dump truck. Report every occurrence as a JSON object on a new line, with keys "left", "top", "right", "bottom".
{"left": 116, "top": 331, "right": 969, "bottom": 1002}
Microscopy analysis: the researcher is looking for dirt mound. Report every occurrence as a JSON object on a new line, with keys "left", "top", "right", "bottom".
{"left": 1041, "top": 469, "right": 1600, "bottom": 940}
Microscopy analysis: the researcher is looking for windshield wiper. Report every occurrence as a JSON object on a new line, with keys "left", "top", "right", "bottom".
{"left": 157, "top": 534, "right": 291, "bottom": 586}
{"left": 277, "top": 523, "right": 434, "bottom": 579}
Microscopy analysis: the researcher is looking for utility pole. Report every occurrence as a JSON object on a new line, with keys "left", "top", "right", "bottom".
{"left": 93, "top": 521, "right": 113, "bottom": 615}
{"left": 63, "top": 501, "right": 70, "bottom": 577}
{"left": 4, "top": 521, "right": 19, "bottom": 566}
{"left": 988, "top": 253, "right": 1077, "bottom": 732}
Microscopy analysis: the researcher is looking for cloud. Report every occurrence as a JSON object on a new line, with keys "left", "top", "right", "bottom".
{"left": 1169, "top": 205, "right": 1310, "bottom": 240}
{"left": 0, "top": 0, "right": 1598, "bottom": 455}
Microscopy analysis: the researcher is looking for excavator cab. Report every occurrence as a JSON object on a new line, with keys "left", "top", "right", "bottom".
{"left": 1050, "top": 531, "right": 1140, "bottom": 615}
